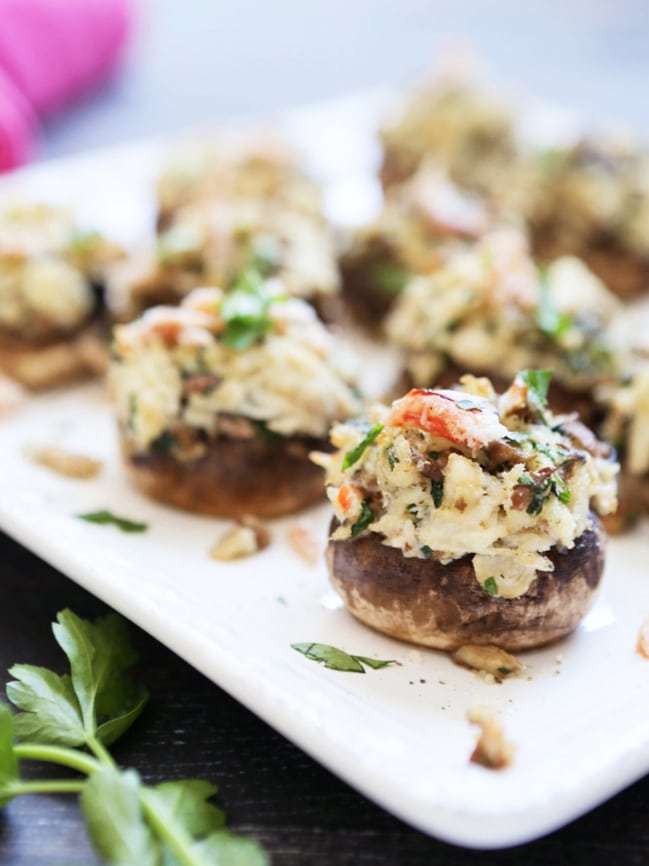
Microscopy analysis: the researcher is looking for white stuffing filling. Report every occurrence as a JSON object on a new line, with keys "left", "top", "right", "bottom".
{"left": 604, "top": 364, "right": 649, "bottom": 476}
{"left": 110, "top": 285, "right": 362, "bottom": 451}
{"left": 385, "top": 231, "right": 622, "bottom": 390}
{"left": 320, "top": 376, "right": 617, "bottom": 599}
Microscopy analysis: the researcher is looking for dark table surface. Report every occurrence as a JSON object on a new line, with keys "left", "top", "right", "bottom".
{"left": 3, "top": 2, "right": 649, "bottom": 863}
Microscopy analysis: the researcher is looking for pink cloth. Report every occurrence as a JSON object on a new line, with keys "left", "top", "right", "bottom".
{"left": 0, "top": 0, "right": 132, "bottom": 171}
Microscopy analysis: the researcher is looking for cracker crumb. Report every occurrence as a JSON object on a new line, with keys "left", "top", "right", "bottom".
{"left": 452, "top": 644, "right": 521, "bottom": 682}
{"left": 467, "top": 707, "right": 515, "bottom": 770}
{"left": 209, "top": 516, "right": 271, "bottom": 561}
{"left": 636, "top": 617, "right": 649, "bottom": 659}
{"left": 286, "top": 520, "right": 320, "bottom": 565}
{"left": 24, "top": 445, "right": 102, "bottom": 479}
{"left": 407, "top": 650, "right": 423, "bottom": 664}
{"left": 0, "top": 377, "right": 26, "bottom": 418}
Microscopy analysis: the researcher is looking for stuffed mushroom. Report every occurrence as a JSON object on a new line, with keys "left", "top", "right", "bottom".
{"left": 317, "top": 373, "right": 618, "bottom": 650}
{"left": 109, "top": 274, "right": 362, "bottom": 518}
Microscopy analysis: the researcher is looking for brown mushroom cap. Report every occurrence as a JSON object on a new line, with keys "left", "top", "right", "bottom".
{"left": 122, "top": 430, "right": 328, "bottom": 519}
{"left": 326, "top": 515, "right": 606, "bottom": 651}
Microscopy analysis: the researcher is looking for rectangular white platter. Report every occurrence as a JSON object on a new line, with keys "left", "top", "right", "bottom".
{"left": 1, "top": 92, "right": 649, "bottom": 850}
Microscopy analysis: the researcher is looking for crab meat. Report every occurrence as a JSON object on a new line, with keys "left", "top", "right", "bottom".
{"left": 386, "top": 389, "right": 508, "bottom": 452}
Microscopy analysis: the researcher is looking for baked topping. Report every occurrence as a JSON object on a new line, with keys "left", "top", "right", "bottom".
{"left": 602, "top": 363, "right": 649, "bottom": 476}
{"left": 318, "top": 373, "right": 618, "bottom": 598}
{"left": 385, "top": 230, "right": 623, "bottom": 390}
{"left": 110, "top": 279, "right": 362, "bottom": 453}
{"left": 0, "top": 203, "right": 120, "bottom": 337}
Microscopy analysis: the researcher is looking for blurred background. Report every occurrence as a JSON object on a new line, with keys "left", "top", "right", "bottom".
{"left": 25, "top": 0, "right": 649, "bottom": 161}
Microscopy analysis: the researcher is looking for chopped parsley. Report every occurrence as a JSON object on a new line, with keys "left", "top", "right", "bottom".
{"left": 518, "top": 471, "right": 570, "bottom": 515}
{"left": 151, "top": 430, "right": 179, "bottom": 456}
{"left": 519, "top": 369, "right": 552, "bottom": 407}
{"left": 406, "top": 503, "right": 418, "bottom": 515}
{"left": 253, "top": 420, "right": 278, "bottom": 442}
{"left": 456, "top": 399, "right": 481, "bottom": 412}
{"left": 386, "top": 445, "right": 399, "bottom": 470}
{"left": 484, "top": 576, "right": 499, "bottom": 596}
{"left": 431, "top": 478, "right": 444, "bottom": 509}
{"left": 420, "top": 545, "right": 433, "bottom": 556}
{"left": 537, "top": 268, "right": 572, "bottom": 340}
{"left": 350, "top": 499, "right": 374, "bottom": 537}
{"left": 342, "top": 423, "right": 384, "bottom": 470}
{"left": 370, "top": 261, "right": 411, "bottom": 295}
{"left": 291, "top": 642, "right": 399, "bottom": 673}
{"left": 76, "top": 510, "right": 148, "bottom": 533}
{"left": 220, "top": 265, "right": 278, "bottom": 350}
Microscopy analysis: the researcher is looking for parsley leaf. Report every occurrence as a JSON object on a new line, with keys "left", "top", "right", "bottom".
{"left": 77, "top": 510, "right": 148, "bottom": 533}
{"left": 537, "top": 268, "right": 573, "bottom": 340}
{"left": 370, "top": 261, "right": 411, "bottom": 295}
{"left": 7, "top": 665, "right": 85, "bottom": 746}
{"left": 519, "top": 369, "right": 552, "bottom": 407}
{"left": 291, "top": 643, "right": 398, "bottom": 673}
{"left": 350, "top": 499, "right": 374, "bottom": 537}
{"left": 220, "top": 266, "right": 277, "bottom": 350}
{"left": 342, "top": 423, "right": 384, "bottom": 470}
{"left": 484, "top": 577, "right": 499, "bottom": 596}
{"left": 152, "top": 779, "right": 225, "bottom": 837}
{"left": 80, "top": 768, "right": 159, "bottom": 866}
{"left": 431, "top": 478, "right": 444, "bottom": 509}
{"left": 51, "top": 610, "right": 148, "bottom": 747}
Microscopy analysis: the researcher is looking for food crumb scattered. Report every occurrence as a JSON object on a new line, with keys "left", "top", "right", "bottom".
{"left": 467, "top": 707, "right": 515, "bottom": 770}
{"left": 452, "top": 644, "right": 521, "bottom": 682}
{"left": 209, "top": 516, "right": 271, "bottom": 561}
{"left": 286, "top": 520, "right": 321, "bottom": 565}
{"left": 0, "top": 377, "right": 26, "bottom": 418}
{"left": 406, "top": 650, "right": 423, "bottom": 664}
{"left": 636, "top": 617, "right": 649, "bottom": 659}
{"left": 24, "top": 445, "right": 102, "bottom": 479}
{"left": 276, "top": 595, "right": 288, "bottom": 606}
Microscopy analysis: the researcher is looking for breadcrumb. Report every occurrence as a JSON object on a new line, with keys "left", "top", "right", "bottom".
{"left": 452, "top": 644, "right": 521, "bottom": 681}
{"left": 636, "top": 617, "right": 649, "bottom": 659}
{"left": 24, "top": 445, "right": 102, "bottom": 479}
{"left": 286, "top": 520, "right": 320, "bottom": 565}
{"left": 467, "top": 707, "right": 515, "bottom": 770}
{"left": 209, "top": 516, "right": 271, "bottom": 561}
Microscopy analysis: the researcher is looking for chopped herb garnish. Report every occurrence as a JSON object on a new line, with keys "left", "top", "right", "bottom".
{"left": 342, "top": 423, "right": 384, "bottom": 470}
{"left": 370, "top": 261, "right": 411, "bottom": 295}
{"left": 427, "top": 451, "right": 440, "bottom": 460}
{"left": 386, "top": 445, "right": 399, "bottom": 470}
{"left": 456, "top": 399, "right": 481, "bottom": 412}
{"left": 220, "top": 265, "right": 277, "bottom": 350}
{"left": 520, "top": 471, "right": 570, "bottom": 514}
{"left": 517, "top": 473, "right": 534, "bottom": 486}
{"left": 77, "top": 510, "right": 148, "bottom": 534}
{"left": 350, "top": 499, "right": 374, "bottom": 538}
{"left": 431, "top": 478, "right": 444, "bottom": 509}
{"left": 420, "top": 545, "right": 433, "bottom": 556}
{"left": 151, "top": 430, "right": 179, "bottom": 456}
{"left": 498, "top": 666, "right": 512, "bottom": 675}
{"left": 484, "top": 576, "right": 499, "bottom": 596}
{"left": 537, "top": 268, "right": 573, "bottom": 340}
{"left": 253, "top": 420, "right": 278, "bottom": 442}
{"left": 291, "top": 643, "right": 399, "bottom": 673}
{"left": 551, "top": 472, "right": 571, "bottom": 504}
{"left": 519, "top": 369, "right": 552, "bottom": 407}
{"left": 406, "top": 503, "right": 418, "bottom": 515}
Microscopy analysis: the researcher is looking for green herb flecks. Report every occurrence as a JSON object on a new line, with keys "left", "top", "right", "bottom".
{"left": 370, "top": 261, "right": 411, "bottom": 296}
{"left": 151, "top": 431, "right": 179, "bottom": 456}
{"left": 0, "top": 610, "right": 269, "bottom": 866}
{"left": 420, "top": 545, "right": 433, "bottom": 556}
{"left": 386, "top": 445, "right": 399, "bottom": 471}
{"left": 342, "top": 423, "right": 384, "bottom": 470}
{"left": 519, "top": 369, "right": 552, "bottom": 407}
{"left": 220, "top": 265, "right": 279, "bottom": 350}
{"left": 350, "top": 499, "right": 374, "bottom": 538}
{"left": 537, "top": 268, "right": 572, "bottom": 340}
{"left": 431, "top": 478, "right": 444, "bottom": 509}
{"left": 291, "top": 643, "right": 399, "bottom": 673}
{"left": 483, "top": 577, "right": 499, "bottom": 596}
{"left": 77, "top": 510, "right": 148, "bottom": 534}
{"left": 253, "top": 420, "right": 278, "bottom": 442}
{"left": 518, "top": 471, "right": 570, "bottom": 515}
{"left": 456, "top": 399, "right": 481, "bottom": 412}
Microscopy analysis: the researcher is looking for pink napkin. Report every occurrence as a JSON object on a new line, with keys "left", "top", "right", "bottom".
{"left": 0, "top": 0, "right": 132, "bottom": 171}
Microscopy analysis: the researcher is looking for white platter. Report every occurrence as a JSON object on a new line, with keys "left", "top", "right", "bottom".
{"left": 1, "top": 94, "right": 649, "bottom": 850}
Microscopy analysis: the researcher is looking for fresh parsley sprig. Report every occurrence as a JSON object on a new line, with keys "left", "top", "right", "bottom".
{"left": 291, "top": 643, "right": 399, "bottom": 673}
{"left": 0, "top": 610, "right": 267, "bottom": 866}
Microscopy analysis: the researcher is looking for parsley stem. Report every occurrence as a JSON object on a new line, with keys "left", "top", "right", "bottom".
{"left": 14, "top": 743, "right": 100, "bottom": 776}
{"left": 11, "top": 779, "right": 86, "bottom": 796}
{"left": 86, "top": 735, "right": 115, "bottom": 768}
{"left": 140, "top": 788, "right": 211, "bottom": 866}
